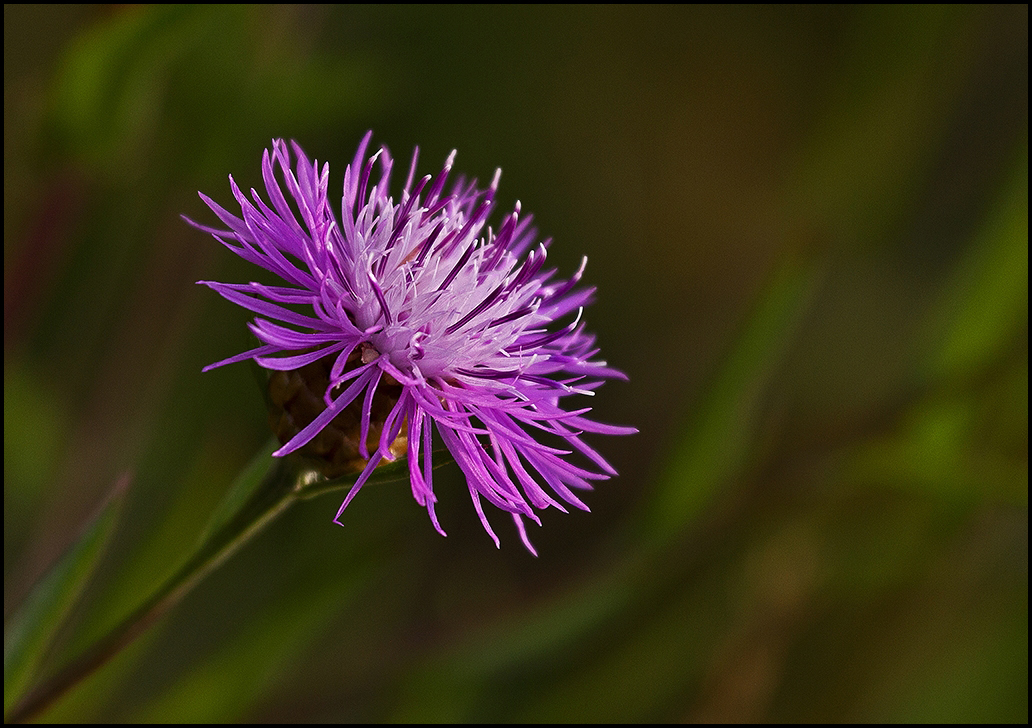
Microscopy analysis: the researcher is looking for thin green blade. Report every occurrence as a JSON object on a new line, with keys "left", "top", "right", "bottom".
{"left": 4, "top": 473, "right": 131, "bottom": 717}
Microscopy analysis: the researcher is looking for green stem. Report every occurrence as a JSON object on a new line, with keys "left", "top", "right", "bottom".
{"left": 6, "top": 454, "right": 306, "bottom": 724}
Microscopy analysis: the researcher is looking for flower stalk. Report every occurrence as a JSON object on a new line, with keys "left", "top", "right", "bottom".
{"left": 5, "top": 444, "right": 393, "bottom": 724}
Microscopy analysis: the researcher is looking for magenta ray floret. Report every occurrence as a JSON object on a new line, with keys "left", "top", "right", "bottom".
{"left": 189, "top": 132, "right": 634, "bottom": 553}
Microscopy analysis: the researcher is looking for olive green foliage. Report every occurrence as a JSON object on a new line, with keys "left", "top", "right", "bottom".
{"left": 4, "top": 5, "right": 1026, "bottom": 722}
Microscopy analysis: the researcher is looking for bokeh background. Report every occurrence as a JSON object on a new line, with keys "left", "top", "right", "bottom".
{"left": 4, "top": 5, "right": 1026, "bottom": 722}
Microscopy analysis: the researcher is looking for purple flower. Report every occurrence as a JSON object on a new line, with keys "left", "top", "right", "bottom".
{"left": 188, "top": 133, "right": 634, "bottom": 553}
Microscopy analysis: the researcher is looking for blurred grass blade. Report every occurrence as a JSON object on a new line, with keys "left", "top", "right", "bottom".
{"left": 3, "top": 472, "right": 131, "bottom": 717}
{"left": 842, "top": 150, "right": 1028, "bottom": 507}
{"left": 5, "top": 442, "right": 401, "bottom": 723}
{"left": 199, "top": 438, "right": 281, "bottom": 542}
{"left": 646, "top": 261, "right": 819, "bottom": 543}
{"left": 927, "top": 150, "right": 1028, "bottom": 383}
{"left": 4, "top": 452, "right": 298, "bottom": 723}
{"left": 129, "top": 576, "right": 361, "bottom": 723}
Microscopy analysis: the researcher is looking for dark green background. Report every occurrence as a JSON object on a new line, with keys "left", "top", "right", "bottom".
{"left": 4, "top": 5, "right": 1027, "bottom": 722}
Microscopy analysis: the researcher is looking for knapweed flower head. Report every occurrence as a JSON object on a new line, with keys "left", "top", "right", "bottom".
{"left": 188, "top": 132, "right": 634, "bottom": 553}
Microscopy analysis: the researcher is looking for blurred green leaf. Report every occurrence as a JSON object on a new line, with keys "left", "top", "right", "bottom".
{"left": 646, "top": 261, "right": 819, "bottom": 542}
{"left": 3, "top": 473, "right": 130, "bottom": 717}
{"left": 841, "top": 149, "right": 1028, "bottom": 507}
{"left": 46, "top": 4, "right": 380, "bottom": 177}
{"left": 861, "top": 586, "right": 1028, "bottom": 723}
{"left": 128, "top": 582, "right": 358, "bottom": 723}
{"left": 48, "top": 5, "right": 211, "bottom": 167}
{"left": 391, "top": 566, "right": 637, "bottom": 722}
{"left": 928, "top": 150, "right": 1028, "bottom": 383}
{"left": 198, "top": 439, "right": 281, "bottom": 543}
{"left": 6, "top": 439, "right": 415, "bottom": 723}
{"left": 843, "top": 393, "right": 1027, "bottom": 507}
{"left": 516, "top": 570, "right": 729, "bottom": 723}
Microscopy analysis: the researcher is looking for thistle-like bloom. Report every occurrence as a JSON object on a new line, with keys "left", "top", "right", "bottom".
{"left": 189, "top": 133, "right": 634, "bottom": 553}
